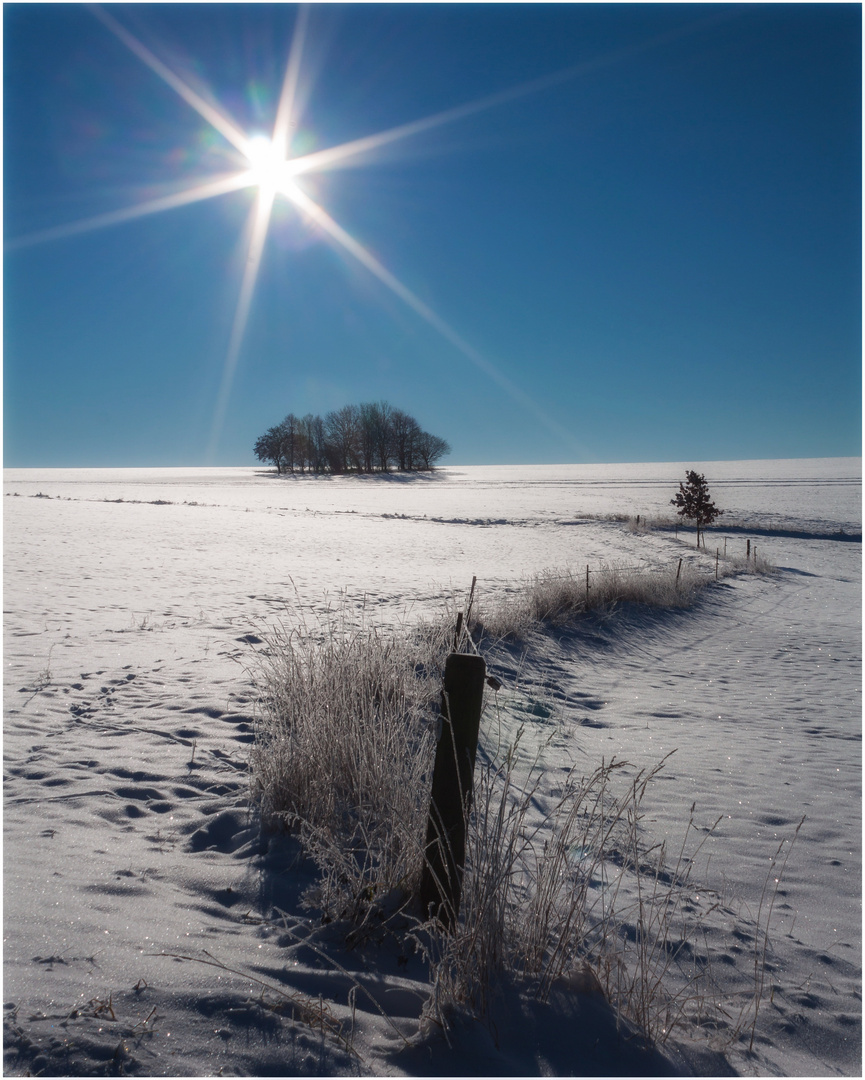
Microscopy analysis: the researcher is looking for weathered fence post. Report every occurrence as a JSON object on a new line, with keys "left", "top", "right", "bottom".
{"left": 715, "top": 549, "right": 719, "bottom": 580}
{"left": 747, "top": 539, "right": 751, "bottom": 560}
{"left": 676, "top": 557, "right": 683, "bottom": 586}
{"left": 419, "top": 652, "right": 486, "bottom": 928}
{"left": 586, "top": 564, "right": 590, "bottom": 606}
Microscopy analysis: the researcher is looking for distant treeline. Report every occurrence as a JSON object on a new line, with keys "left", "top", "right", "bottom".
{"left": 253, "top": 401, "right": 451, "bottom": 475}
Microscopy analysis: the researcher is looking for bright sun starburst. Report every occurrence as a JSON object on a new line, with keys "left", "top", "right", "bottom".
{"left": 243, "top": 136, "right": 292, "bottom": 193}
{"left": 9, "top": 4, "right": 579, "bottom": 459}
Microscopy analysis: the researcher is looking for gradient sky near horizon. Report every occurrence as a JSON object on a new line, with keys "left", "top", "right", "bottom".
{"left": 4, "top": 3, "right": 861, "bottom": 468}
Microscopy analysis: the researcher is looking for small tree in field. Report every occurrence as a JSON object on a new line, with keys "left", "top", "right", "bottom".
{"left": 671, "top": 470, "right": 722, "bottom": 548}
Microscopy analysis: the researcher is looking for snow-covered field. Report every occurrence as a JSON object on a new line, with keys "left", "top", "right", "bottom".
{"left": 3, "top": 458, "right": 860, "bottom": 1076}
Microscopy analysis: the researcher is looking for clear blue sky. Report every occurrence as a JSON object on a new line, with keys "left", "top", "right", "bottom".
{"left": 4, "top": 3, "right": 861, "bottom": 467}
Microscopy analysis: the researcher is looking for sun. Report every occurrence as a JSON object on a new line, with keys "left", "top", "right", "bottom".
{"left": 243, "top": 135, "right": 293, "bottom": 195}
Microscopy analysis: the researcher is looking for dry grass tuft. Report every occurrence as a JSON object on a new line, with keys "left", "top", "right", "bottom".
{"left": 722, "top": 551, "right": 776, "bottom": 576}
{"left": 252, "top": 612, "right": 451, "bottom": 921}
{"left": 470, "top": 543, "right": 776, "bottom": 644}
{"left": 471, "top": 562, "right": 705, "bottom": 642}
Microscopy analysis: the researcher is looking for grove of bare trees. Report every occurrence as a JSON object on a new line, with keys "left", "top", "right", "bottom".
{"left": 253, "top": 402, "right": 451, "bottom": 475}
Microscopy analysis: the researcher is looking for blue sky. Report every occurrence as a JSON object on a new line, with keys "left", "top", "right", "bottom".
{"left": 4, "top": 3, "right": 861, "bottom": 467}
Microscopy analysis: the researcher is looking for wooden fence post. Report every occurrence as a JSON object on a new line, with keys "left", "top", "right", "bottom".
{"left": 419, "top": 652, "right": 486, "bottom": 928}
{"left": 676, "top": 557, "right": 683, "bottom": 586}
{"left": 747, "top": 539, "right": 751, "bottom": 560}
{"left": 586, "top": 564, "right": 590, "bottom": 606}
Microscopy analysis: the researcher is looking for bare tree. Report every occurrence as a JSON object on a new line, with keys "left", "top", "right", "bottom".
{"left": 298, "top": 413, "right": 323, "bottom": 473}
{"left": 254, "top": 426, "right": 287, "bottom": 473}
{"left": 390, "top": 408, "right": 422, "bottom": 471}
{"left": 309, "top": 414, "right": 328, "bottom": 474}
{"left": 325, "top": 405, "right": 360, "bottom": 473}
{"left": 358, "top": 403, "right": 378, "bottom": 473}
{"left": 280, "top": 414, "right": 300, "bottom": 473}
{"left": 371, "top": 400, "right": 394, "bottom": 472}
{"left": 416, "top": 431, "right": 451, "bottom": 470}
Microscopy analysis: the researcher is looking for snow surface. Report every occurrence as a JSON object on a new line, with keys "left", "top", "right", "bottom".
{"left": 3, "top": 458, "right": 861, "bottom": 1076}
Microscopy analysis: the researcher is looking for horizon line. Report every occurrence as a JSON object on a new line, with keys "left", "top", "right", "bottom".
{"left": 3, "top": 453, "right": 861, "bottom": 471}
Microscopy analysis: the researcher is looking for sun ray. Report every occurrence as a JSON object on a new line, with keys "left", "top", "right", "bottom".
{"left": 89, "top": 4, "right": 253, "bottom": 157}
{"left": 288, "top": 67, "right": 580, "bottom": 177}
{"left": 81, "top": 4, "right": 305, "bottom": 460}
{"left": 5, "top": 171, "right": 255, "bottom": 252}
{"left": 285, "top": 183, "right": 579, "bottom": 449}
{"left": 206, "top": 185, "right": 277, "bottom": 460}
{"left": 288, "top": 10, "right": 738, "bottom": 178}
{"left": 205, "top": 9, "right": 310, "bottom": 458}
{"left": 271, "top": 4, "right": 310, "bottom": 160}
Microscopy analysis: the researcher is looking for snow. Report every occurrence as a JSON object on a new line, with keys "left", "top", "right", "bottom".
{"left": 3, "top": 458, "right": 861, "bottom": 1076}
